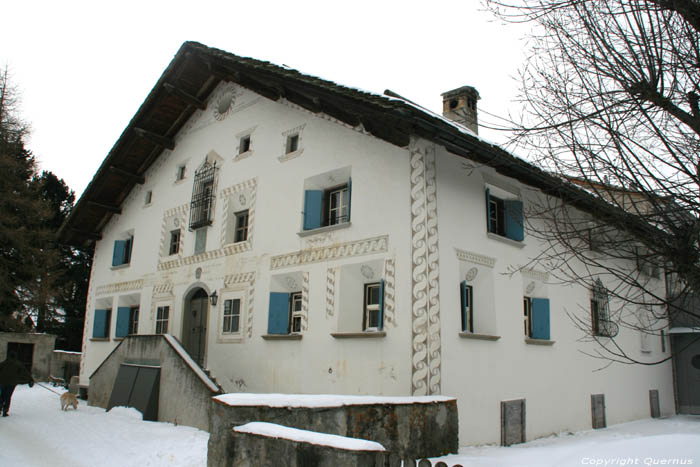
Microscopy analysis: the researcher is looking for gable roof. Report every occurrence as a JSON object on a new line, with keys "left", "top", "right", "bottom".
{"left": 58, "top": 41, "right": 664, "bottom": 248}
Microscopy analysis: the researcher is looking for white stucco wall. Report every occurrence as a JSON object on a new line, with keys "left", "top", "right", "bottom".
{"left": 79, "top": 82, "right": 673, "bottom": 446}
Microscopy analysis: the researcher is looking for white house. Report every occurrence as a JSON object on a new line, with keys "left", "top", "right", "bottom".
{"left": 59, "top": 42, "right": 674, "bottom": 445}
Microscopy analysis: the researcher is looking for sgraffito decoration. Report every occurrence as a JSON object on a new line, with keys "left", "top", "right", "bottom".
{"left": 409, "top": 138, "right": 442, "bottom": 396}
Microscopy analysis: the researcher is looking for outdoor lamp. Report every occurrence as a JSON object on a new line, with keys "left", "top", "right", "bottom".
{"left": 210, "top": 290, "right": 218, "bottom": 306}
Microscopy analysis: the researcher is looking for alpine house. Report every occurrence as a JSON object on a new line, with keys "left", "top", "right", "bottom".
{"left": 58, "top": 42, "right": 673, "bottom": 445}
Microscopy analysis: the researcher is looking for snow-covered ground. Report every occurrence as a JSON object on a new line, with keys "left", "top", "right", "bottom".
{"left": 0, "top": 385, "right": 698, "bottom": 466}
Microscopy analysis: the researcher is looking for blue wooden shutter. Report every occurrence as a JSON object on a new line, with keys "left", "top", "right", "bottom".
{"left": 115, "top": 307, "right": 131, "bottom": 337}
{"left": 112, "top": 240, "right": 126, "bottom": 266}
{"left": 347, "top": 178, "right": 352, "bottom": 222}
{"left": 504, "top": 199, "right": 524, "bottom": 241}
{"left": 485, "top": 188, "right": 491, "bottom": 233}
{"left": 303, "top": 190, "right": 323, "bottom": 230}
{"left": 531, "top": 298, "right": 550, "bottom": 340}
{"left": 268, "top": 292, "right": 290, "bottom": 334}
{"left": 93, "top": 309, "right": 108, "bottom": 338}
{"left": 378, "top": 279, "right": 385, "bottom": 331}
{"left": 460, "top": 281, "right": 468, "bottom": 332}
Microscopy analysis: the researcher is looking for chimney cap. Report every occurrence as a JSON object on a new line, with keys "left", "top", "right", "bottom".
{"left": 441, "top": 86, "right": 480, "bottom": 100}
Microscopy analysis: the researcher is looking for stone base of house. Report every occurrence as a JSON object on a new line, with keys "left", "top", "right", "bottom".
{"left": 207, "top": 393, "right": 458, "bottom": 467}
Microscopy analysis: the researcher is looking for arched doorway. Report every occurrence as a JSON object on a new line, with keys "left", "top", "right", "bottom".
{"left": 182, "top": 288, "right": 209, "bottom": 366}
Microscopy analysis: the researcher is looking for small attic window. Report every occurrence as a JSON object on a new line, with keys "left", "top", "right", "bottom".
{"left": 176, "top": 165, "right": 186, "bottom": 181}
{"left": 144, "top": 190, "right": 153, "bottom": 205}
{"left": 449, "top": 99, "right": 459, "bottom": 110}
{"left": 240, "top": 135, "right": 251, "bottom": 154}
{"left": 286, "top": 134, "right": 299, "bottom": 154}
{"left": 467, "top": 97, "right": 476, "bottom": 110}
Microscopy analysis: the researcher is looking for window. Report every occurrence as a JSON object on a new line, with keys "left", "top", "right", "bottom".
{"left": 189, "top": 161, "right": 218, "bottom": 229}
{"left": 486, "top": 189, "right": 523, "bottom": 241}
{"left": 286, "top": 134, "right": 299, "bottom": 154}
{"left": 112, "top": 236, "right": 133, "bottom": 267}
{"left": 145, "top": 190, "right": 153, "bottom": 205}
{"left": 460, "top": 281, "right": 474, "bottom": 333}
{"left": 523, "top": 296, "right": 550, "bottom": 340}
{"left": 155, "top": 306, "right": 169, "bottom": 334}
{"left": 223, "top": 299, "right": 241, "bottom": 334}
{"left": 363, "top": 282, "right": 384, "bottom": 331}
{"left": 267, "top": 291, "right": 303, "bottom": 334}
{"left": 239, "top": 135, "right": 251, "bottom": 154}
{"left": 290, "top": 292, "right": 303, "bottom": 333}
{"left": 325, "top": 185, "right": 349, "bottom": 226}
{"left": 523, "top": 297, "right": 532, "bottom": 337}
{"left": 169, "top": 230, "right": 181, "bottom": 255}
{"left": 176, "top": 165, "right": 186, "bottom": 181}
{"left": 303, "top": 179, "right": 352, "bottom": 230}
{"left": 115, "top": 306, "right": 139, "bottom": 338}
{"left": 92, "top": 308, "right": 111, "bottom": 338}
{"left": 591, "top": 279, "right": 617, "bottom": 337}
{"left": 234, "top": 210, "right": 249, "bottom": 243}
{"left": 129, "top": 307, "right": 139, "bottom": 335}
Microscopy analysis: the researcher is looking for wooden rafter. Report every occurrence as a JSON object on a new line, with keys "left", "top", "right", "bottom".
{"left": 70, "top": 228, "right": 102, "bottom": 241}
{"left": 163, "top": 83, "right": 206, "bottom": 110}
{"left": 133, "top": 127, "right": 175, "bottom": 150}
{"left": 87, "top": 200, "right": 122, "bottom": 214}
{"left": 109, "top": 166, "right": 145, "bottom": 184}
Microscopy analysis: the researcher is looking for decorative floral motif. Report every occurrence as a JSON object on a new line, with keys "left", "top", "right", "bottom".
{"left": 465, "top": 267, "right": 479, "bottom": 282}
{"left": 301, "top": 272, "right": 309, "bottom": 331}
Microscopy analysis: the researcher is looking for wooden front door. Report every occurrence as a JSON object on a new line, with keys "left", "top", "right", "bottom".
{"left": 184, "top": 289, "right": 209, "bottom": 366}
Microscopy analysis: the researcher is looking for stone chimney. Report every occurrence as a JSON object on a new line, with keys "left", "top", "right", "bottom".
{"left": 441, "top": 86, "right": 480, "bottom": 134}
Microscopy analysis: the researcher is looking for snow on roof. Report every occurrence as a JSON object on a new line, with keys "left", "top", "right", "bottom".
{"left": 53, "top": 350, "right": 82, "bottom": 355}
{"left": 163, "top": 334, "right": 219, "bottom": 393}
{"left": 214, "top": 393, "right": 455, "bottom": 408}
{"left": 233, "top": 422, "right": 386, "bottom": 452}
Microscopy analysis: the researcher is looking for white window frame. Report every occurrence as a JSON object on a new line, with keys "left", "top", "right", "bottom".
{"left": 222, "top": 298, "right": 241, "bottom": 334}
{"left": 155, "top": 305, "right": 169, "bottom": 334}
{"left": 289, "top": 291, "right": 303, "bottom": 333}
{"left": 363, "top": 283, "right": 381, "bottom": 331}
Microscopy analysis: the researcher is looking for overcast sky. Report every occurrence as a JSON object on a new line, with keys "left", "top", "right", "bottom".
{"left": 1, "top": 1, "right": 530, "bottom": 198}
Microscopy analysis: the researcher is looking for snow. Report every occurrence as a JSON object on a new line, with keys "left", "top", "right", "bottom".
{"left": 233, "top": 422, "right": 385, "bottom": 452}
{"left": 214, "top": 392, "right": 455, "bottom": 408}
{"left": 0, "top": 385, "right": 208, "bottom": 467}
{"left": 162, "top": 334, "right": 219, "bottom": 392}
{"left": 431, "top": 416, "right": 700, "bottom": 467}
{"left": 1, "top": 385, "right": 698, "bottom": 466}
{"left": 52, "top": 350, "right": 82, "bottom": 355}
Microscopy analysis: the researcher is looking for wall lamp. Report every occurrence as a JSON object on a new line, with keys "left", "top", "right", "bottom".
{"left": 210, "top": 290, "right": 218, "bottom": 306}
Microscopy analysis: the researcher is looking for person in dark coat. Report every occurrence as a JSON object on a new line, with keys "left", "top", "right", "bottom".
{"left": 0, "top": 351, "right": 34, "bottom": 416}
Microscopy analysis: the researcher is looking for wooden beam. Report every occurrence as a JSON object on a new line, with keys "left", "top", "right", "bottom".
{"left": 163, "top": 83, "right": 206, "bottom": 110}
{"left": 109, "top": 166, "right": 145, "bottom": 184}
{"left": 71, "top": 228, "right": 102, "bottom": 241}
{"left": 133, "top": 127, "right": 175, "bottom": 150}
{"left": 87, "top": 200, "right": 122, "bottom": 214}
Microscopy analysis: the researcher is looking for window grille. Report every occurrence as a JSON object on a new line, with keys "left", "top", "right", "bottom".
{"left": 189, "top": 161, "right": 218, "bottom": 230}
{"left": 591, "top": 279, "right": 618, "bottom": 337}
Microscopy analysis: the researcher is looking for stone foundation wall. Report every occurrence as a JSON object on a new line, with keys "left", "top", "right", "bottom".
{"left": 208, "top": 396, "right": 458, "bottom": 467}
{"left": 230, "top": 424, "right": 386, "bottom": 467}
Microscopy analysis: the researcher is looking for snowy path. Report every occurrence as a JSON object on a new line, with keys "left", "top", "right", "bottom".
{"left": 0, "top": 385, "right": 208, "bottom": 467}
{"left": 1, "top": 385, "right": 699, "bottom": 466}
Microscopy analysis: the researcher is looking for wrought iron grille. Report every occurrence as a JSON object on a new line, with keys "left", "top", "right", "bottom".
{"left": 189, "top": 161, "right": 218, "bottom": 230}
{"left": 591, "top": 278, "right": 618, "bottom": 337}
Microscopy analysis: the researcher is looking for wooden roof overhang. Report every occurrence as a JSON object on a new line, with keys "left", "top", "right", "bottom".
{"left": 59, "top": 41, "right": 668, "bottom": 251}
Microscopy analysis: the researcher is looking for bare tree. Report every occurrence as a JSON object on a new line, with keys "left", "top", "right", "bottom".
{"left": 485, "top": 0, "right": 700, "bottom": 363}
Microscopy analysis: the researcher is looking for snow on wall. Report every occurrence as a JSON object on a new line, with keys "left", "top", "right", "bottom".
{"left": 215, "top": 393, "right": 454, "bottom": 408}
{"left": 233, "top": 422, "right": 385, "bottom": 452}
{"left": 163, "top": 334, "right": 219, "bottom": 393}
